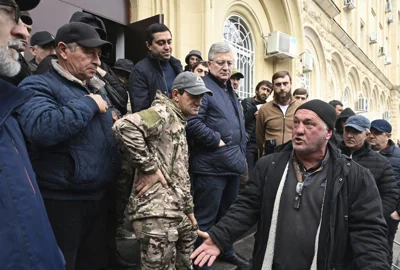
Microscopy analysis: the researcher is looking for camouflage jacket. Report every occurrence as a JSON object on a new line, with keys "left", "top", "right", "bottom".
{"left": 113, "top": 91, "right": 193, "bottom": 220}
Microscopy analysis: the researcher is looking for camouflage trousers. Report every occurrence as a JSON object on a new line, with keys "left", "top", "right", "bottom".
{"left": 133, "top": 215, "right": 197, "bottom": 270}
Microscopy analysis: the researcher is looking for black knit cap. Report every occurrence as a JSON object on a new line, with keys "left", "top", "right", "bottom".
{"left": 296, "top": 99, "right": 337, "bottom": 130}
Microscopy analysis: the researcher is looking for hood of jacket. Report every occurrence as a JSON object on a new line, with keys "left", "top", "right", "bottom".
{"left": 335, "top": 107, "right": 355, "bottom": 133}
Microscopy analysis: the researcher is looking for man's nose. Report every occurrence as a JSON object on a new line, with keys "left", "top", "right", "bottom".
{"left": 11, "top": 19, "right": 29, "bottom": 43}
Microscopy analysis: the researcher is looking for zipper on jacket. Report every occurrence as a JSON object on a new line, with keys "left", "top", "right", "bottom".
{"left": 158, "top": 61, "right": 169, "bottom": 96}
{"left": 11, "top": 139, "right": 36, "bottom": 195}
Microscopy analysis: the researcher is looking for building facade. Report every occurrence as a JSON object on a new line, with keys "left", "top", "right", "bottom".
{"left": 130, "top": 0, "right": 400, "bottom": 140}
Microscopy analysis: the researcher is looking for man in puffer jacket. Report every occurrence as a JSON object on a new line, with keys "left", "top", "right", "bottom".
{"left": 339, "top": 115, "right": 398, "bottom": 220}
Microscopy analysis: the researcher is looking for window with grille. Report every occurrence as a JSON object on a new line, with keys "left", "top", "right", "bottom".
{"left": 223, "top": 15, "right": 255, "bottom": 99}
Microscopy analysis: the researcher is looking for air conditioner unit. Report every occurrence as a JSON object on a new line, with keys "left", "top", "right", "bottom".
{"left": 385, "top": 1, "right": 392, "bottom": 13}
{"left": 378, "top": 46, "right": 386, "bottom": 57}
{"left": 302, "top": 51, "right": 313, "bottom": 73}
{"left": 358, "top": 97, "right": 368, "bottom": 112}
{"left": 265, "top": 31, "right": 297, "bottom": 59}
{"left": 387, "top": 13, "right": 394, "bottom": 23}
{"left": 369, "top": 32, "right": 378, "bottom": 44}
{"left": 344, "top": 0, "right": 356, "bottom": 10}
{"left": 385, "top": 56, "right": 392, "bottom": 65}
{"left": 383, "top": 111, "right": 391, "bottom": 120}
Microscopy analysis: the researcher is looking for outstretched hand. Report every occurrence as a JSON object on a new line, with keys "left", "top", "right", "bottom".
{"left": 136, "top": 169, "right": 168, "bottom": 197}
{"left": 190, "top": 231, "right": 221, "bottom": 267}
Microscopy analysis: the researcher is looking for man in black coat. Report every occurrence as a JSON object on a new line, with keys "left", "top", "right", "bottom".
{"left": 191, "top": 100, "right": 391, "bottom": 270}
{"left": 128, "top": 23, "right": 182, "bottom": 112}
{"left": 241, "top": 80, "right": 272, "bottom": 176}
{"left": 368, "top": 119, "right": 400, "bottom": 264}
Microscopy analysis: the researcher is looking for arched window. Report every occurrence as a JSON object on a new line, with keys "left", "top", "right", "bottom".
{"left": 223, "top": 15, "right": 255, "bottom": 99}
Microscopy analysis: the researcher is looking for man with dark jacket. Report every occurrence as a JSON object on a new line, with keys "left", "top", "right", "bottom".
{"left": 128, "top": 23, "right": 182, "bottom": 112}
{"left": 186, "top": 42, "right": 248, "bottom": 269}
{"left": 191, "top": 100, "right": 391, "bottom": 270}
{"left": 16, "top": 22, "right": 121, "bottom": 270}
{"left": 241, "top": 80, "right": 272, "bottom": 176}
{"left": 0, "top": 0, "right": 65, "bottom": 269}
{"left": 339, "top": 115, "right": 398, "bottom": 220}
{"left": 28, "top": 31, "right": 56, "bottom": 73}
{"left": 368, "top": 119, "right": 400, "bottom": 263}
{"left": 330, "top": 107, "right": 355, "bottom": 145}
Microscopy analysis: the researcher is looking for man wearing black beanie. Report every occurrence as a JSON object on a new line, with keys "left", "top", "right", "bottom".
{"left": 191, "top": 99, "right": 390, "bottom": 270}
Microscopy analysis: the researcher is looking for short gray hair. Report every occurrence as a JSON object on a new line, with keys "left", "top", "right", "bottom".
{"left": 208, "top": 42, "right": 233, "bottom": 61}
{"left": 55, "top": 42, "right": 78, "bottom": 56}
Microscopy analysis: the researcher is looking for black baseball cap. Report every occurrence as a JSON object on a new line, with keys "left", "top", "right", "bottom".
{"left": 371, "top": 119, "right": 392, "bottom": 133}
{"left": 69, "top": 11, "right": 107, "bottom": 40}
{"left": 20, "top": 11, "right": 32, "bottom": 25}
{"left": 30, "top": 31, "right": 55, "bottom": 46}
{"left": 55, "top": 22, "right": 112, "bottom": 54}
{"left": 15, "top": 0, "right": 40, "bottom": 11}
{"left": 113, "top": 59, "right": 134, "bottom": 74}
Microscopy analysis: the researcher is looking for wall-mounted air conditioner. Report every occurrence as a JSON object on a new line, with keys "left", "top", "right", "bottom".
{"left": 387, "top": 13, "right": 394, "bottom": 23}
{"left": 385, "top": 1, "right": 392, "bottom": 13}
{"left": 369, "top": 32, "right": 378, "bottom": 44}
{"left": 344, "top": 0, "right": 356, "bottom": 10}
{"left": 358, "top": 97, "right": 368, "bottom": 112}
{"left": 302, "top": 51, "right": 313, "bottom": 73}
{"left": 385, "top": 56, "right": 392, "bottom": 65}
{"left": 378, "top": 46, "right": 386, "bottom": 57}
{"left": 265, "top": 31, "right": 297, "bottom": 59}
{"left": 383, "top": 111, "right": 391, "bottom": 120}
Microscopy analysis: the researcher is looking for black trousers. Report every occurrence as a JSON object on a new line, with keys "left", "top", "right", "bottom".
{"left": 44, "top": 197, "right": 108, "bottom": 270}
{"left": 386, "top": 216, "right": 399, "bottom": 264}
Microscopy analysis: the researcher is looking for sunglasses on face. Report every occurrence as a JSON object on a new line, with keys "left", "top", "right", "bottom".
{"left": 0, "top": 1, "right": 20, "bottom": 24}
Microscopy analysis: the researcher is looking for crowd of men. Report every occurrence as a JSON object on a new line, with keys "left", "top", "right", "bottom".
{"left": 1, "top": 1, "right": 400, "bottom": 270}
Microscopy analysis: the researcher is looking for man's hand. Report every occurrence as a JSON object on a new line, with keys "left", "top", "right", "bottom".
{"left": 190, "top": 231, "right": 220, "bottom": 267}
{"left": 136, "top": 169, "right": 168, "bottom": 197}
{"left": 187, "top": 213, "right": 198, "bottom": 230}
{"left": 87, "top": 93, "right": 108, "bottom": 113}
{"left": 218, "top": 140, "right": 225, "bottom": 147}
{"left": 97, "top": 66, "right": 107, "bottom": 77}
{"left": 390, "top": 211, "right": 400, "bottom": 220}
{"left": 111, "top": 110, "right": 119, "bottom": 122}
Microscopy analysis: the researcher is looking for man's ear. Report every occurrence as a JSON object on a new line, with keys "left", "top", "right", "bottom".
{"left": 29, "top": 46, "right": 36, "bottom": 56}
{"left": 145, "top": 41, "right": 152, "bottom": 51}
{"left": 388, "top": 133, "right": 392, "bottom": 139}
{"left": 57, "top": 42, "right": 68, "bottom": 60}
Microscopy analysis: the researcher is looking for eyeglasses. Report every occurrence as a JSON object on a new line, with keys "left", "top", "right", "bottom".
{"left": 293, "top": 182, "right": 303, "bottom": 210}
{"left": 210, "top": 60, "right": 234, "bottom": 68}
{"left": 274, "top": 82, "right": 290, "bottom": 87}
{"left": 0, "top": 1, "right": 20, "bottom": 24}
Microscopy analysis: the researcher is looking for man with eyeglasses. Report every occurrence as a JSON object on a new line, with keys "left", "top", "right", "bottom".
{"left": 16, "top": 22, "right": 122, "bottom": 270}
{"left": 367, "top": 119, "right": 400, "bottom": 264}
{"left": 191, "top": 100, "right": 391, "bottom": 270}
{"left": 256, "top": 70, "right": 300, "bottom": 156}
{"left": 0, "top": 0, "right": 65, "bottom": 269}
{"left": 186, "top": 42, "right": 249, "bottom": 269}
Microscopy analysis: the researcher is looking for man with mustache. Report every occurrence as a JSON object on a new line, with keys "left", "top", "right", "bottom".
{"left": 128, "top": 23, "right": 182, "bottom": 112}
{"left": 256, "top": 71, "right": 300, "bottom": 156}
{"left": 186, "top": 42, "right": 249, "bottom": 269}
{"left": 0, "top": 0, "right": 65, "bottom": 269}
{"left": 241, "top": 80, "right": 272, "bottom": 176}
{"left": 16, "top": 22, "right": 122, "bottom": 270}
{"left": 190, "top": 100, "right": 391, "bottom": 270}
{"left": 114, "top": 72, "right": 212, "bottom": 269}
{"left": 339, "top": 115, "right": 398, "bottom": 265}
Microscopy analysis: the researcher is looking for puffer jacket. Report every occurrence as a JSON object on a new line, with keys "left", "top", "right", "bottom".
{"left": 186, "top": 73, "right": 247, "bottom": 176}
{"left": 207, "top": 142, "right": 390, "bottom": 269}
{"left": 339, "top": 141, "right": 398, "bottom": 217}
{"left": 16, "top": 61, "right": 121, "bottom": 200}
{"left": 380, "top": 139, "right": 400, "bottom": 213}
{"left": 113, "top": 92, "right": 193, "bottom": 219}
{"left": 0, "top": 79, "right": 65, "bottom": 269}
{"left": 128, "top": 53, "right": 182, "bottom": 112}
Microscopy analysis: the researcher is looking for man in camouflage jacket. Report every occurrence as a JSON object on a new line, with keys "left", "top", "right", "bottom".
{"left": 113, "top": 72, "right": 213, "bottom": 269}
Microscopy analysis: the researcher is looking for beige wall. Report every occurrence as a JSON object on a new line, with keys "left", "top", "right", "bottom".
{"left": 129, "top": 0, "right": 400, "bottom": 139}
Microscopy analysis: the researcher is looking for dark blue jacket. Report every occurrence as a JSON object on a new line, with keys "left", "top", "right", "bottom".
{"left": 0, "top": 80, "right": 65, "bottom": 269}
{"left": 380, "top": 139, "right": 400, "bottom": 212}
{"left": 128, "top": 53, "right": 182, "bottom": 112}
{"left": 16, "top": 66, "right": 121, "bottom": 200}
{"left": 186, "top": 74, "right": 246, "bottom": 176}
